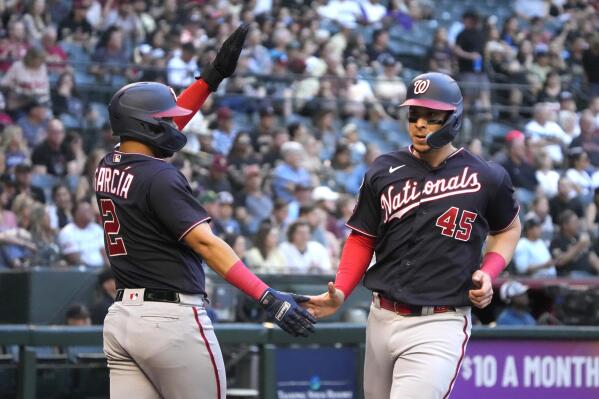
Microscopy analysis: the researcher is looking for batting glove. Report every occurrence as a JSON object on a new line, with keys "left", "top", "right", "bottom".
{"left": 259, "top": 288, "right": 317, "bottom": 337}
{"left": 199, "top": 23, "right": 249, "bottom": 91}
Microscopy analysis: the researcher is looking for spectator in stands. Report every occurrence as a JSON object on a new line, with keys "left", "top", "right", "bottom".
{"left": 500, "top": 130, "right": 538, "bottom": 207}
{"left": 551, "top": 210, "right": 599, "bottom": 277}
{"left": 22, "top": 0, "right": 51, "bottom": 44}
{"left": 89, "top": 27, "right": 134, "bottom": 86}
{"left": 31, "top": 119, "right": 75, "bottom": 176}
{"left": 514, "top": 216, "right": 556, "bottom": 277}
{"left": 582, "top": 34, "right": 599, "bottom": 98}
{"left": 244, "top": 29, "right": 273, "bottom": 75}
{"left": 559, "top": 109, "right": 580, "bottom": 141}
{"left": 212, "top": 107, "right": 237, "bottom": 156}
{"left": 534, "top": 150, "right": 559, "bottom": 198}
{"left": 40, "top": 26, "right": 68, "bottom": 75}
{"left": 227, "top": 132, "right": 260, "bottom": 172}
{"left": 373, "top": 54, "right": 406, "bottom": 111}
{"left": 100, "top": 0, "right": 143, "bottom": 51}
{"left": 270, "top": 199, "right": 291, "bottom": 243}
{"left": 278, "top": 220, "right": 332, "bottom": 274}
{"left": 525, "top": 195, "right": 554, "bottom": 246}
{"left": 496, "top": 281, "right": 537, "bottom": 326}
{"left": 525, "top": 102, "right": 570, "bottom": 165}
{"left": 51, "top": 71, "right": 85, "bottom": 129}
{"left": 367, "top": 29, "right": 391, "bottom": 63}
{"left": 570, "top": 110, "right": 599, "bottom": 166}
{"left": 287, "top": 183, "right": 314, "bottom": 223}
{"left": 47, "top": 183, "right": 73, "bottom": 230}
{"left": 549, "top": 176, "right": 586, "bottom": 224}
{"left": 565, "top": 147, "right": 594, "bottom": 204}
{"left": 246, "top": 225, "right": 288, "bottom": 273}
{"left": 330, "top": 143, "right": 364, "bottom": 195}
{"left": 167, "top": 42, "right": 199, "bottom": 89}
{"left": 91, "top": 268, "right": 117, "bottom": 324}
{"left": 215, "top": 191, "right": 241, "bottom": 237}
{"left": 16, "top": 99, "right": 50, "bottom": 147}
{"left": 0, "top": 20, "right": 29, "bottom": 73}
{"left": 427, "top": 27, "right": 453, "bottom": 75}
{"left": 28, "top": 203, "right": 61, "bottom": 267}
{"left": 13, "top": 163, "right": 45, "bottom": 204}
{"left": 312, "top": 107, "right": 339, "bottom": 160}
{"left": 57, "top": 0, "right": 93, "bottom": 44}
{"left": 251, "top": 105, "right": 279, "bottom": 156}
{"left": 0, "top": 125, "right": 30, "bottom": 171}
{"left": 2, "top": 194, "right": 37, "bottom": 268}
{"left": 65, "top": 303, "right": 91, "bottom": 326}
{"left": 236, "top": 165, "right": 272, "bottom": 234}
{"left": 197, "top": 155, "right": 233, "bottom": 194}
{"left": 0, "top": 47, "right": 50, "bottom": 115}
{"left": 454, "top": 9, "right": 491, "bottom": 118}
{"left": 272, "top": 141, "right": 312, "bottom": 202}
{"left": 57, "top": 200, "right": 107, "bottom": 268}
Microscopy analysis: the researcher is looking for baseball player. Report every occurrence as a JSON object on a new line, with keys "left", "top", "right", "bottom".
{"left": 304, "top": 72, "right": 521, "bottom": 399}
{"left": 96, "top": 25, "right": 315, "bottom": 399}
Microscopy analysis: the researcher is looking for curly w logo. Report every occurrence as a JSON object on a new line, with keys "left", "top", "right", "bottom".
{"left": 413, "top": 79, "right": 431, "bottom": 95}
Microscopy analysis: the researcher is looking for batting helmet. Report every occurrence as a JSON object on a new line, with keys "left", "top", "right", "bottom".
{"left": 400, "top": 72, "right": 463, "bottom": 149}
{"left": 108, "top": 82, "right": 192, "bottom": 155}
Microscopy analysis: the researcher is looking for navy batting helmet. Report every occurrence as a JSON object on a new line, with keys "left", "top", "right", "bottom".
{"left": 108, "top": 82, "right": 192, "bottom": 155}
{"left": 400, "top": 72, "right": 463, "bottom": 149}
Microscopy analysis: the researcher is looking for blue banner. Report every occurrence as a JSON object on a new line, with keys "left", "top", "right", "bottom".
{"left": 275, "top": 347, "right": 356, "bottom": 398}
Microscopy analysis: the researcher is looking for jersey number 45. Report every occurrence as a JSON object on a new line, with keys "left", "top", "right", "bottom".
{"left": 435, "top": 206, "right": 477, "bottom": 242}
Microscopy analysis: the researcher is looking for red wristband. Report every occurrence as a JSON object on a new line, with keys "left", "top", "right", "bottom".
{"left": 334, "top": 232, "right": 376, "bottom": 298}
{"left": 480, "top": 252, "right": 506, "bottom": 282}
{"left": 224, "top": 260, "right": 269, "bottom": 301}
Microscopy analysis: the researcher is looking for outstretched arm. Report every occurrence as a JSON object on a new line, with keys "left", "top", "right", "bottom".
{"left": 304, "top": 231, "right": 375, "bottom": 319}
{"left": 174, "top": 24, "right": 249, "bottom": 130}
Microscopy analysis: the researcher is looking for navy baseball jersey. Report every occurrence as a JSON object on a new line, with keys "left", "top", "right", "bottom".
{"left": 347, "top": 147, "right": 519, "bottom": 306}
{"left": 95, "top": 151, "right": 211, "bottom": 294}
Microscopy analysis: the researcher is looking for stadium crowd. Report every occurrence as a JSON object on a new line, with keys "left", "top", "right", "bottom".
{"left": 0, "top": 0, "right": 599, "bottom": 325}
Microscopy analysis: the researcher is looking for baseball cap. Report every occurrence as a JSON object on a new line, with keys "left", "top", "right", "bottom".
{"left": 500, "top": 281, "right": 529, "bottom": 303}
{"left": 379, "top": 53, "right": 396, "bottom": 67}
{"left": 312, "top": 186, "right": 339, "bottom": 202}
{"left": 217, "top": 191, "right": 234, "bottom": 205}
{"left": 14, "top": 163, "right": 33, "bottom": 174}
{"left": 211, "top": 155, "right": 228, "bottom": 172}
{"left": 216, "top": 107, "right": 232, "bottom": 120}
{"left": 505, "top": 130, "right": 524, "bottom": 143}
{"left": 259, "top": 105, "right": 275, "bottom": 117}
{"left": 198, "top": 190, "right": 218, "bottom": 204}
{"left": 523, "top": 216, "right": 541, "bottom": 232}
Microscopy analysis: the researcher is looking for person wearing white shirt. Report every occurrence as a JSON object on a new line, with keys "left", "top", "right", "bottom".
{"left": 167, "top": 43, "right": 199, "bottom": 88}
{"left": 534, "top": 150, "right": 560, "bottom": 198}
{"left": 565, "top": 147, "right": 594, "bottom": 204}
{"left": 58, "top": 201, "right": 107, "bottom": 268}
{"left": 525, "top": 102, "right": 571, "bottom": 164}
{"left": 514, "top": 217, "right": 557, "bottom": 277}
{"left": 278, "top": 220, "right": 332, "bottom": 274}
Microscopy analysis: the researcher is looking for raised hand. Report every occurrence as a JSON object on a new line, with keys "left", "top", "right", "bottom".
{"left": 259, "top": 288, "right": 316, "bottom": 337}
{"left": 199, "top": 23, "right": 250, "bottom": 91}
{"left": 302, "top": 282, "right": 345, "bottom": 319}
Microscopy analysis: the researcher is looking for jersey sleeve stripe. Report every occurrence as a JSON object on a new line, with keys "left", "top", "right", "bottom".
{"left": 178, "top": 217, "right": 212, "bottom": 241}
{"left": 345, "top": 223, "right": 377, "bottom": 238}
{"left": 489, "top": 206, "right": 520, "bottom": 235}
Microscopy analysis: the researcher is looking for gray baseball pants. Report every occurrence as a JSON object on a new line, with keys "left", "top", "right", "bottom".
{"left": 103, "top": 289, "right": 226, "bottom": 398}
{"left": 364, "top": 298, "right": 471, "bottom": 399}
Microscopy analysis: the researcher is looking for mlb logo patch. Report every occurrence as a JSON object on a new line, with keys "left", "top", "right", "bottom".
{"left": 113, "top": 154, "right": 122, "bottom": 163}
{"left": 122, "top": 289, "right": 144, "bottom": 306}
{"left": 129, "top": 292, "right": 139, "bottom": 301}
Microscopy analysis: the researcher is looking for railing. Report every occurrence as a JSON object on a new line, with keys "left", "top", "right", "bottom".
{"left": 2, "top": 324, "right": 599, "bottom": 399}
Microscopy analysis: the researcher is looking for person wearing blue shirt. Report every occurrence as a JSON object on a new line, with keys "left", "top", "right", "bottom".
{"left": 496, "top": 280, "right": 537, "bottom": 326}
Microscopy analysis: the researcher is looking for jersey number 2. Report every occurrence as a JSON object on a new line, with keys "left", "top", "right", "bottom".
{"left": 435, "top": 207, "right": 477, "bottom": 241}
{"left": 100, "top": 199, "right": 127, "bottom": 256}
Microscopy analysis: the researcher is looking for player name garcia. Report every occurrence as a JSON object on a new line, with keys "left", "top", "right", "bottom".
{"left": 95, "top": 167, "right": 134, "bottom": 199}
{"left": 381, "top": 166, "right": 481, "bottom": 222}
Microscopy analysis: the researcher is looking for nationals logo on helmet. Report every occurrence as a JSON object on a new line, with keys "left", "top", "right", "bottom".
{"left": 413, "top": 79, "right": 431, "bottom": 95}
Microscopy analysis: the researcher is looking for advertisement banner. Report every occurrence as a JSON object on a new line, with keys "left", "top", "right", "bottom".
{"left": 452, "top": 340, "right": 599, "bottom": 399}
{"left": 275, "top": 347, "right": 356, "bottom": 399}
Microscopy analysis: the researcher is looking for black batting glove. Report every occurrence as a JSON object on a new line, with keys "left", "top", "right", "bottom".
{"left": 259, "top": 288, "right": 317, "bottom": 337}
{"left": 199, "top": 23, "right": 249, "bottom": 92}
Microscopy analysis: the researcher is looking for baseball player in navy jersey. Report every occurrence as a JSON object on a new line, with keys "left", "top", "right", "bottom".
{"left": 305, "top": 72, "right": 522, "bottom": 399}
{"left": 96, "top": 25, "right": 315, "bottom": 399}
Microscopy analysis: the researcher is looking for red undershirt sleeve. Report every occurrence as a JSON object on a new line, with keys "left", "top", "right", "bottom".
{"left": 173, "top": 79, "right": 211, "bottom": 130}
{"left": 334, "top": 231, "right": 376, "bottom": 298}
